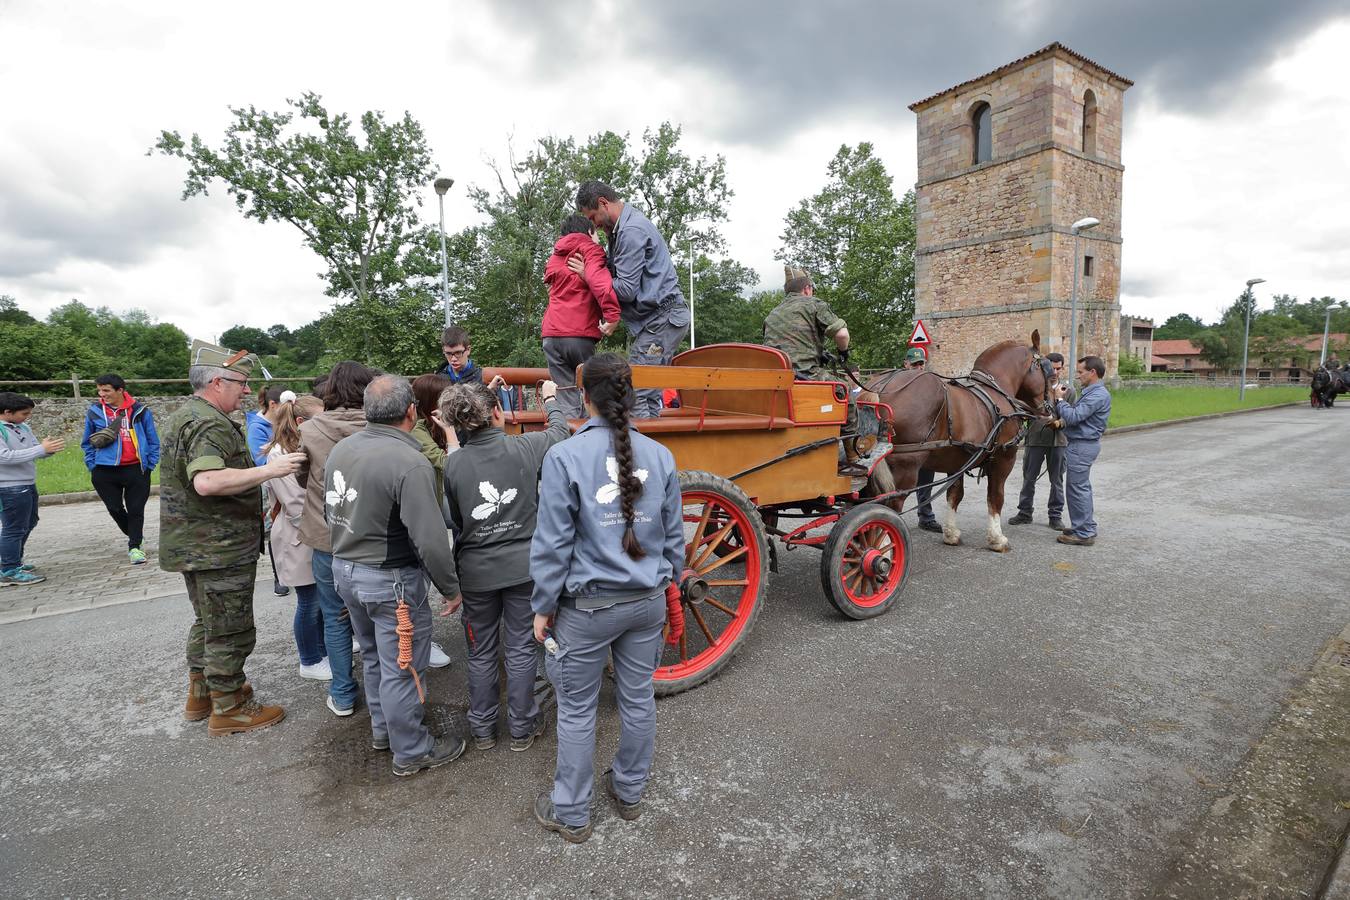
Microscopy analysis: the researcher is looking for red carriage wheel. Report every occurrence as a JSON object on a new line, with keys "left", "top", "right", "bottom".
{"left": 820, "top": 504, "right": 911, "bottom": 620}
{"left": 654, "top": 471, "right": 770, "bottom": 696}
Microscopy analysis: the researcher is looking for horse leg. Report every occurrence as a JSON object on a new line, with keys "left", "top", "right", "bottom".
{"left": 943, "top": 477, "right": 964, "bottom": 546}
{"left": 984, "top": 451, "right": 1016, "bottom": 553}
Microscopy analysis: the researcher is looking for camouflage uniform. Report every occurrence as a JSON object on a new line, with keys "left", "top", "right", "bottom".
{"left": 160, "top": 396, "right": 262, "bottom": 695}
{"left": 762, "top": 292, "right": 847, "bottom": 381}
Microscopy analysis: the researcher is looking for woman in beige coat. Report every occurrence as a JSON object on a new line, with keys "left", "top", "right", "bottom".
{"left": 266, "top": 393, "right": 329, "bottom": 680}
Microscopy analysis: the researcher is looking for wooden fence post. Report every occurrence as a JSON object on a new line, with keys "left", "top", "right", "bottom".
{"left": 71, "top": 372, "right": 80, "bottom": 400}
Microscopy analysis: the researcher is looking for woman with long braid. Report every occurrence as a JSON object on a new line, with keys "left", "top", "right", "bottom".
{"left": 529, "top": 353, "right": 686, "bottom": 843}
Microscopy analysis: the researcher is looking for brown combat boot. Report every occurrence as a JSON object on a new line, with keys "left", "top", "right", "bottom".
{"left": 207, "top": 690, "right": 284, "bottom": 737}
{"left": 185, "top": 672, "right": 253, "bottom": 722}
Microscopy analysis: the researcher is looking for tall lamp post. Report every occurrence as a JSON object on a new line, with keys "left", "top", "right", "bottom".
{"left": 1238, "top": 277, "right": 1266, "bottom": 402}
{"left": 433, "top": 177, "right": 455, "bottom": 327}
{"left": 687, "top": 231, "right": 696, "bottom": 348}
{"left": 1320, "top": 304, "right": 1334, "bottom": 366}
{"left": 1067, "top": 216, "right": 1100, "bottom": 371}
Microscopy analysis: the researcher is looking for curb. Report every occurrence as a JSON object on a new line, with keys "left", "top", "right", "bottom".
{"left": 1104, "top": 401, "right": 1304, "bottom": 438}
{"left": 39, "top": 485, "right": 161, "bottom": 507}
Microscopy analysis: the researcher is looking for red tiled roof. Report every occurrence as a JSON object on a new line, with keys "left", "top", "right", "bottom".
{"left": 1149, "top": 355, "right": 1170, "bottom": 367}
{"left": 908, "top": 42, "right": 1134, "bottom": 111}
{"left": 1298, "top": 332, "right": 1347, "bottom": 350}
{"left": 1152, "top": 339, "right": 1203, "bottom": 356}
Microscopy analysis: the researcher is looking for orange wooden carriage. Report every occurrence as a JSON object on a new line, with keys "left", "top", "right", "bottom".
{"left": 485, "top": 343, "right": 912, "bottom": 695}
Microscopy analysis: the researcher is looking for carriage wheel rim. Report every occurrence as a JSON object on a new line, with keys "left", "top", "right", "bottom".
{"left": 840, "top": 519, "right": 904, "bottom": 608}
{"left": 656, "top": 490, "right": 762, "bottom": 682}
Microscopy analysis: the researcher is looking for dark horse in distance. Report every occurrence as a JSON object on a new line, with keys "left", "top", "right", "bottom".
{"left": 866, "top": 331, "right": 1057, "bottom": 552}
{"left": 1311, "top": 364, "right": 1348, "bottom": 408}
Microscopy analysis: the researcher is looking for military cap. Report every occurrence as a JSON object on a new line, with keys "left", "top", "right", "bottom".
{"left": 783, "top": 265, "right": 810, "bottom": 289}
{"left": 904, "top": 346, "right": 927, "bottom": 365}
{"left": 188, "top": 339, "right": 269, "bottom": 379}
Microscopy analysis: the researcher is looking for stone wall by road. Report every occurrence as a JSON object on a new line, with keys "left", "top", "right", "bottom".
{"left": 25, "top": 396, "right": 261, "bottom": 442}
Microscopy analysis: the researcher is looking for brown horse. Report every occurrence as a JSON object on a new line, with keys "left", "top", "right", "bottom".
{"left": 866, "top": 331, "right": 1056, "bottom": 552}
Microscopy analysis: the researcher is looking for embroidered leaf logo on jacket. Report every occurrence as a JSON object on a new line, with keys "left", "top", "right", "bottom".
{"left": 471, "top": 480, "right": 518, "bottom": 520}
{"left": 325, "top": 470, "right": 357, "bottom": 510}
{"left": 595, "top": 456, "right": 648, "bottom": 504}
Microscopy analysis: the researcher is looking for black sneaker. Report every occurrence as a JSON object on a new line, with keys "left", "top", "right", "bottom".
{"left": 1008, "top": 512, "right": 1033, "bottom": 525}
{"left": 273, "top": 580, "right": 290, "bottom": 597}
{"left": 918, "top": 520, "right": 943, "bottom": 533}
{"left": 511, "top": 714, "right": 549, "bottom": 752}
{"left": 534, "top": 792, "right": 592, "bottom": 843}
{"left": 474, "top": 733, "right": 497, "bottom": 751}
{"left": 371, "top": 733, "right": 390, "bottom": 752}
{"left": 392, "top": 734, "right": 466, "bottom": 777}
{"left": 1047, "top": 518, "right": 1065, "bottom": 531}
{"left": 604, "top": 768, "right": 642, "bottom": 821}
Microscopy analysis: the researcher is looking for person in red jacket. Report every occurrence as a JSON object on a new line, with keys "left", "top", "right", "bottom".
{"left": 542, "top": 215, "right": 622, "bottom": 418}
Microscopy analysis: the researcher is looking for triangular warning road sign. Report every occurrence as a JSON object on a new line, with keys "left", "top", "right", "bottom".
{"left": 909, "top": 320, "right": 931, "bottom": 346}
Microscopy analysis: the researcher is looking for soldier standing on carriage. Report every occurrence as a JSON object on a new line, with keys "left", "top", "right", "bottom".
{"left": 762, "top": 266, "right": 851, "bottom": 381}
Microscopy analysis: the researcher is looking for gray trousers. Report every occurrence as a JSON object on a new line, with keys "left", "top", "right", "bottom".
{"left": 1064, "top": 440, "right": 1101, "bottom": 538}
{"left": 461, "top": 581, "right": 540, "bottom": 739}
{"left": 543, "top": 336, "right": 598, "bottom": 419}
{"left": 1018, "top": 444, "right": 1066, "bottom": 519}
{"left": 629, "top": 305, "right": 690, "bottom": 418}
{"left": 332, "top": 558, "right": 434, "bottom": 765}
{"left": 546, "top": 593, "right": 666, "bottom": 826}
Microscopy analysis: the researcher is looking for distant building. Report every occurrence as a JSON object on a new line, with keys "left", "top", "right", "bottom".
{"left": 910, "top": 43, "right": 1131, "bottom": 375}
{"left": 1151, "top": 333, "right": 1347, "bottom": 382}
{"left": 1119, "top": 316, "right": 1154, "bottom": 369}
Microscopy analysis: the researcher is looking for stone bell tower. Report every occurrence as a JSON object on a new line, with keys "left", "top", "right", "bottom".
{"left": 909, "top": 43, "right": 1131, "bottom": 374}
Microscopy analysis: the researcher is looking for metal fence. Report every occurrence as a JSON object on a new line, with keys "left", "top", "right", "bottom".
{"left": 0, "top": 373, "right": 324, "bottom": 399}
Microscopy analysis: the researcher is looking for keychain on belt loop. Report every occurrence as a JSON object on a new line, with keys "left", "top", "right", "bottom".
{"left": 393, "top": 580, "right": 426, "bottom": 703}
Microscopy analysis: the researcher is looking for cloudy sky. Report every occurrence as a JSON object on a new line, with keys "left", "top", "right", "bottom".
{"left": 2, "top": 0, "right": 1347, "bottom": 342}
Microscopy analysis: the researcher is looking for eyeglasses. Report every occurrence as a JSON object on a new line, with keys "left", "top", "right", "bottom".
{"left": 217, "top": 376, "right": 249, "bottom": 387}
{"left": 442, "top": 347, "right": 468, "bottom": 359}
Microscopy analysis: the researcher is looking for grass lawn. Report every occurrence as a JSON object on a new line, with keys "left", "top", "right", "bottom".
{"left": 35, "top": 450, "right": 159, "bottom": 496}
{"left": 1109, "top": 385, "right": 1305, "bottom": 428}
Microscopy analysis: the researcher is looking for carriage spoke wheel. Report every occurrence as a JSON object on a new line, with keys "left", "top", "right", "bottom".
{"left": 820, "top": 504, "right": 911, "bottom": 620}
{"left": 655, "top": 471, "right": 769, "bottom": 696}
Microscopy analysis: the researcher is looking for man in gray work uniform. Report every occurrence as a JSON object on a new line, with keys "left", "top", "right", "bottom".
{"left": 575, "top": 180, "right": 690, "bottom": 417}
{"left": 1009, "top": 351, "right": 1070, "bottom": 530}
{"left": 326, "top": 375, "right": 467, "bottom": 776}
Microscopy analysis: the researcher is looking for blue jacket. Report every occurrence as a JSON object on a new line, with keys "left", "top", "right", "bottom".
{"left": 245, "top": 411, "right": 273, "bottom": 466}
{"left": 81, "top": 401, "right": 160, "bottom": 473}
{"left": 440, "top": 359, "right": 520, "bottom": 412}
{"left": 608, "top": 202, "right": 687, "bottom": 335}
{"left": 529, "top": 417, "right": 683, "bottom": 615}
{"left": 1056, "top": 381, "right": 1111, "bottom": 442}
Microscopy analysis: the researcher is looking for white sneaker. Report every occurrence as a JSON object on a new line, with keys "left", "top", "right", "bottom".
{"left": 326, "top": 694, "right": 354, "bottom": 717}
{"left": 352, "top": 637, "right": 360, "bottom": 655}
{"left": 429, "top": 641, "right": 451, "bottom": 669}
{"left": 299, "top": 658, "right": 333, "bottom": 681}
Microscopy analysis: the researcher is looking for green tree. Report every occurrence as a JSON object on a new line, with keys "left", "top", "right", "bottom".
{"left": 688, "top": 259, "right": 770, "bottom": 346}
{"left": 0, "top": 295, "right": 36, "bottom": 326}
{"left": 777, "top": 143, "right": 916, "bottom": 368}
{"left": 219, "top": 325, "right": 279, "bottom": 356}
{"left": 153, "top": 93, "right": 439, "bottom": 363}
{"left": 1154, "top": 313, "right": 1205, "bottom": 340}
{"left": 447, "top": 124, "right": 734, "bottom": 367}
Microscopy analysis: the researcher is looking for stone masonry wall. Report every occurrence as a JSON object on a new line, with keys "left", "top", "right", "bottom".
{"left": 913, "top": 47, "right": 1127, "bottom": 377}
{"left": 26, "top": 396, "right": 260, "bottom": 442}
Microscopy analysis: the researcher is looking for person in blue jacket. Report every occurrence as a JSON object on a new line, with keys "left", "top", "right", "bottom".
{"left": 438, "top": 325, "right": 519, "bottom": 413}
{"left": 528, "top": 353, "right": 686, "bottom": 843}
{"left": 81, "top": 374, "right": 160, "bottom": 564}
{"left": 246, "top": 385, "right": 285, "bottom": 466}
{"left": 1051, "top": 355, "right": 1112, "bottom": 547}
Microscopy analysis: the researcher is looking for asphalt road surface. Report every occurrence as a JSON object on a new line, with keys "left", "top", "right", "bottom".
{"left": 3, "top": 405, "right": 1347, "bottom": 898}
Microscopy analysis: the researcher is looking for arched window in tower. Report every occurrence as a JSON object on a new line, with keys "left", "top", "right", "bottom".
{"left": 1082, "top": 90, "right": 1098, "bottom": 156}
{"left": 971, "top": 102, "right": 992, "bottom": 164}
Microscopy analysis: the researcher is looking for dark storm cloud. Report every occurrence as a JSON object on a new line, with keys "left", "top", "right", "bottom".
{"left": 0, "top": 169, "right": 200, "bottom": 280}
{"left": 483, "top": 1, "right": 1347, "bottom": 139}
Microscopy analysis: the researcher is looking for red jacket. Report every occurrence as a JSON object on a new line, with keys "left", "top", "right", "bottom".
{"left": 542, "top": 233, "right": 621, "bottom": 339}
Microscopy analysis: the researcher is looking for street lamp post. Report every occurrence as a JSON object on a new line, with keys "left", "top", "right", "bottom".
{"left": 687, "top": 231, "right": 696, "bottom": 349}
{"left": 433, "top": 177, "right": 455, "bottom": 328}
{"left": 1320, "top": 305, "right": 1333, "bottom": 367}
{"left": 1238, "top": 277, "right": 1266, "bottom": 402}
{"left": 1067, "top": 216, "right": 1100, "bottom": 371}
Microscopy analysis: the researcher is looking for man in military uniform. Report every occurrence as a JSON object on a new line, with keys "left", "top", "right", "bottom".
{"left": 1009, "top": 351, "right": 1069, "bottom": 530}
{"left": 159, "top": 341, "right": 306, "bottom": 736}
{"left": 902, "top": 347, "right": 943, "bottom": 533}
{"left": 763, "top": 266, "right": 850, "bottom": 381}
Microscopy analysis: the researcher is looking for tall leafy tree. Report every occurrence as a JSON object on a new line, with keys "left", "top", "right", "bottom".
{"left": 152, "top": 93, "right": 439, "bottom": 365}
{"left": 1153, "top": 313, "right": 1206, "bottom": 340}
{"left": 777, "top": 143, "right": 915, "bottom": 368}
{"left": 446, "top": 124, "right": 734, "bottom": 366}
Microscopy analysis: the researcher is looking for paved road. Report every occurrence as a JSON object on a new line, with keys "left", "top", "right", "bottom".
{"left": 2, "top": 406, "right": 1347, "bottom": 898}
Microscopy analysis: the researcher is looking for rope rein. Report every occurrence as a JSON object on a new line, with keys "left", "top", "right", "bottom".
{"left": 393, "top": 581, "right": 426, "bottom": 704}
